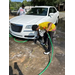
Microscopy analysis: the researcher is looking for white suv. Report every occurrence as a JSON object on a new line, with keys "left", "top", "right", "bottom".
{"left": 9, "top": 6, "right": 59, "bottom": 39}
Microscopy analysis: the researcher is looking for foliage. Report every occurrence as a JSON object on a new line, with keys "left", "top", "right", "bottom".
{"left": 22, "top": 0, "right": 31, "bottom": 6}
{"left": 9, "top": 1, "right": 21, "bottom": 10}
{"left": 10, "top": 7, "right": 15, "bottom": 10}
{"left": 31, "top": 0, "right": 65, "bottom": 6}
{"left": 9, "top": 0, "right": 31, "bottom": 11}
{"left": 54, "top": 0, "right": 65, "bottom": 5}
{"left": 9, "top": 0, "right": 65, "bottom": 11}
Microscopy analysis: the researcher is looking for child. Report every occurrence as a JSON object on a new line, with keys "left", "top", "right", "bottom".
{"left": 32, "top": 22, "right": 56, "bottom": 55}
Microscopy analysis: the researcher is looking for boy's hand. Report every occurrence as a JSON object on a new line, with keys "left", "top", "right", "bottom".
{"left": 46, "top": 29, "right": 49, "bottom": 32}
{"left": 43, "top": 27, "right": 48, "bottom": 32}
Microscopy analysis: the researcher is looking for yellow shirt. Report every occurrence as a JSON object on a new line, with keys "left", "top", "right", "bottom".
{"left": 39, "top": 22, "right": 56, "bottom": 31}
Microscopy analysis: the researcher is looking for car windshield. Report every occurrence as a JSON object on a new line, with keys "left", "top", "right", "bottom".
{"left": 26, "top": 8, "right": 48, "bottom": 16}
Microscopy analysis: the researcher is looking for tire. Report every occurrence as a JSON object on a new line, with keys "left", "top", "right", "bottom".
{"left": 33, "top": 39, "right": 37, "bottom": 44}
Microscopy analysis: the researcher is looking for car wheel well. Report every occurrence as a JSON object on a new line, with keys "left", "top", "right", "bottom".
{"left": 55, "top": 16, "right": 59, "bottom": 26}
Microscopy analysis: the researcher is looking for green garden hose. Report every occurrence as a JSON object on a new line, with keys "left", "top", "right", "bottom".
{"left": 9, "top": 34, "right": 13, "bottom": 37}
{"left": 9, "top": 34, "right": 28, "bottom": 43}
{"left": 14, "top": 38, "right": 28, "bottom": 43}
{"left": 38, "top": 33, "right": 54, "bottom": 75}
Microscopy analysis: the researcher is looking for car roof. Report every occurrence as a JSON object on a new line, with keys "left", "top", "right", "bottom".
{"left": 34, "top": 6, "right": 54, "bottom": 8}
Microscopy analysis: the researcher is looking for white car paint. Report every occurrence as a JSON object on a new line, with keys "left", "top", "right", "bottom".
{"left": 9, "top": 6, "right": 59, "bottom": 39}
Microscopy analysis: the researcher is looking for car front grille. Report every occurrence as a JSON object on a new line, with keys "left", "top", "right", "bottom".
{"left": 11, "top": 23, "right": 23, "bottom": 32}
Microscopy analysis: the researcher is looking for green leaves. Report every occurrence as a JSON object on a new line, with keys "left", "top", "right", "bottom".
{"left": 31, "top": 0, "right": 65, "bottom": 6}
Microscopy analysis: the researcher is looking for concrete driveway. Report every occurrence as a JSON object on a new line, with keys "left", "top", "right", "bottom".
{"left": 59, "top": 12, "right": 65, "bottom": 20}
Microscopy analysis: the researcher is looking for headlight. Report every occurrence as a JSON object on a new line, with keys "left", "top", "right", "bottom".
{"left": 25, "top": 25, "right": 32, "bottom": 29}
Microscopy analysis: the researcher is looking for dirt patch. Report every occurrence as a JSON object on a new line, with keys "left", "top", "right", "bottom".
{"left": 9, "top": 14, "right": 16, "bottom": 20}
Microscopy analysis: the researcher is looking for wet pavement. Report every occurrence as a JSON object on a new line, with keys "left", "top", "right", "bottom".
{"left": 9, "top": 12, "right": 65, "bottom": 75}
{"left": 55, "top": 13, "right": 65, "bottom": 51}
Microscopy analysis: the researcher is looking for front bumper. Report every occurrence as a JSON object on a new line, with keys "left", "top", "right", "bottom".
{"left": 9, "top": 28, "right": 37, "bottom": 39}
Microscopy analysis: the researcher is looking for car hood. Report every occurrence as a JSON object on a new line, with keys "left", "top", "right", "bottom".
{"left": 10, "top": 15, "right": 46, "bottom": 25}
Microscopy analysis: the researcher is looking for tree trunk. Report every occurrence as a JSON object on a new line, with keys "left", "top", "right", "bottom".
{"left": 58, "top": 4, "right": 60, "bottom": 11}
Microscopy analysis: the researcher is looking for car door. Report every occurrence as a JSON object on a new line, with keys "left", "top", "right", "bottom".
{"left": 47, "top": 7, "right": 58, "bottom": 24}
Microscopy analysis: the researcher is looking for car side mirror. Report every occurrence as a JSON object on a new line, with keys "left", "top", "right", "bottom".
{"left": 49, "top": 13, "right": 54, "bottom": 16}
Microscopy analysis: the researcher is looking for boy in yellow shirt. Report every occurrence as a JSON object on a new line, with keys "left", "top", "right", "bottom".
{"left": 32, "top": 22, "right": 56, "bottom": 55}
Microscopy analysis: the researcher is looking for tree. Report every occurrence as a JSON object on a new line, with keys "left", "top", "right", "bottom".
{"left": 31, "top": 0, "right": 56, "bottom": 6}
{"left": 31, "top": 0, "right": 65, "bottom": 10}
{"left": 22, "top": 0, "right": 27, "bottom": 6}
{"left": 9, "top": 0, "right": 11, "bottom": 3}
{"left": 9, "top": 0, "right": 11, "bottom": 8}
{"left": 54, "top": 0, "right": 65, "bottom": 10}
{"left": 22, "top": 0, "right": 31, "bottom": 6}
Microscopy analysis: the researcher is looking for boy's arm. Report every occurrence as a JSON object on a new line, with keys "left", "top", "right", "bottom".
{"left": 46, "top": 22, "right": 52, "bottom": 32}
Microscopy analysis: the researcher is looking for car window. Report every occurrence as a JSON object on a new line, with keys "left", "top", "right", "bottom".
{"left": 49, "top": 7, "right": 57, "bottom": 13}
{"left": 26, "top": 8, "right": 48, "bottom": 16}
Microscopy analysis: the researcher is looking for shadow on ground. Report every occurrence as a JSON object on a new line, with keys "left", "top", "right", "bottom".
{"left": 9, "top": 62, "right": 23, "bottom": 75}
